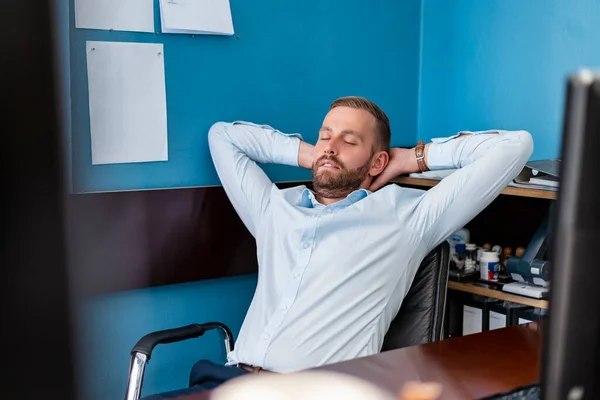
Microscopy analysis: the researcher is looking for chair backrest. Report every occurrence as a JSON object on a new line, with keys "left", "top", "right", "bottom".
{"left": 381, "top": 241, "right": 450, "bottom": 351}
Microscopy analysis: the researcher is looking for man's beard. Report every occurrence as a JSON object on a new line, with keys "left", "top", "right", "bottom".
{"left": 311, "top": 155, "right": 372, "bottom": 199}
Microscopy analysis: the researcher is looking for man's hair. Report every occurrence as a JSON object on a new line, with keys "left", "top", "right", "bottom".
{"left": 329, "top": 96, "right": 391, "bottom": 153}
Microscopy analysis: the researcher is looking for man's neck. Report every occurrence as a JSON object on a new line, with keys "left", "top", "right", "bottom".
{"left": 315, "top": 194, "right": 345, "bottom": 205}
{"left": 313, "top": 184, "right": 369, "bottom": 205}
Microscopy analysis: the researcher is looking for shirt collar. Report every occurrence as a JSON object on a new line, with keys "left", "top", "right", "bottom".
{"left": 297, "top": 187, "right": 371, "bottom": 209}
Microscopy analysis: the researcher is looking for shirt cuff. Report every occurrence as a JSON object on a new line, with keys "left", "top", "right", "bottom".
{"left": 231, "top": 120, "right": 303, "bottom": 167}
{"left": 426, "top": 130, "right": 499, "bottom": 170}
{"left": 273, "top": 132, "right": 302, "bottom": 167}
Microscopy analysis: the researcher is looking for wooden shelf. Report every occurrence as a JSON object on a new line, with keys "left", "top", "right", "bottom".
{"left": 392, "top": 176, "right": 557, "bottom": 200}
{"left": 448, "top": 281, "right": 549, "bottom": 309}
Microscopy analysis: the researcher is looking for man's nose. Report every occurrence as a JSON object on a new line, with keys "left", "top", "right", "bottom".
{"left": 323, "top": 139, "right": 338, "bottom": 155}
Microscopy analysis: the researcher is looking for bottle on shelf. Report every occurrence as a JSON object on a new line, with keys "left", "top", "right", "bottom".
{"left": 465, "top": 243, "right": 478, "bottom": 273}
{"left": 480, "top": 251, "right": 500, "bottom": 282}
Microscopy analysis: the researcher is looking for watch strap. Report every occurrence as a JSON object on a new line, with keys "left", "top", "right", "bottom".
{"left": 415, "top": 140, "right": 429, "bottom": 172}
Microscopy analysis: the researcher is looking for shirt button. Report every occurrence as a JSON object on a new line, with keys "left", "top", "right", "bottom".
{"left": 263, "top": 333, "right": 270, "bottom": 340}
{"left": 294, "top": 272, "right": 300, "bottom": 278}
{"left": 303, "top": 241, "right": 310, "bottom": 249}
{"left": 283, "top": 304, "right": 289, "bottom": 310}
{"left": 326, "top": 208, "right": 332, "bottom": 214}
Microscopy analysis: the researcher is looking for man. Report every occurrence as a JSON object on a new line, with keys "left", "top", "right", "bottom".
{"left": 198, "top": 96, "right": 532, "bottom": 390}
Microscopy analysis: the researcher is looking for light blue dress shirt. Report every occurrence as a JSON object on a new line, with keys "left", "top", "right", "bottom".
{"left": 208, "top": 121, "right": 533, "bottom": 373}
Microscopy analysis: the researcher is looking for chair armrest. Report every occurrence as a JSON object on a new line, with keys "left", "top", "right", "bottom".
{"left": 130, "top": 321, "right": 234, "bottom": 361}
{"left": 126, "top": 322, "right": 234, "bottom": 400}
{"left": 131, "top": 324, "right": 206, "bottom": 360}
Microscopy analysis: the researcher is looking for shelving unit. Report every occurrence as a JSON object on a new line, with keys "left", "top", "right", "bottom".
{"left": 393, "top": 175, "right": 555, "bottom": 335}
{"left": 392, "top": 176, "right": 557, "bottom": 200}
{"left": 448, "top": 281, "right": 549, "bottom": 309}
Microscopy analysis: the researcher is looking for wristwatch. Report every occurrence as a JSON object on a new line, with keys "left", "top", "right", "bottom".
{"left": 415, "top": 140, "right": 429, "bottom": 172}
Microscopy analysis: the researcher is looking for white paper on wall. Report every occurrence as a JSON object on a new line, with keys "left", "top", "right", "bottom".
{"left": 86, "top": 41, "right": 168, "bottom": 165}
{"left": 159, "top": 0, "right": 234, "bottom": 35}
{"left": 75, "top": 0, "right": 155, "bottom": 33}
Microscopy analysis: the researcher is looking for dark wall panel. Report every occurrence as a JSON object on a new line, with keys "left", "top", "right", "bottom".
{"left": 67, "top": 186, "right": 265, "bottom": 297}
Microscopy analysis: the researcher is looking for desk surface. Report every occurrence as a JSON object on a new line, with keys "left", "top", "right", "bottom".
{"left": 180, "top": 323, "right": 542, "bottom": 400}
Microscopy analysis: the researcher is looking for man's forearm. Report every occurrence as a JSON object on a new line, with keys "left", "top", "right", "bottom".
{"left": 298, "top": 141, "right": 314, "bottom": 169}
{"left": 209, "top": 121, "right": 303, "bottom": 167}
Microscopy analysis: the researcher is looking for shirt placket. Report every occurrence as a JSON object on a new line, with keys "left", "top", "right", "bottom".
{"left": 253, "top": 212, "right": 321, "bottom": 365}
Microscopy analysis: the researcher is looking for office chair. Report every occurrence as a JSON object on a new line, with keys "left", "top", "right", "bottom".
{"left": 125, "top": 241, "right": 450, "bottom": 400}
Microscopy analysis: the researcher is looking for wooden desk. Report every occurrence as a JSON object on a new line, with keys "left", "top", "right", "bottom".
{"left": 179, "top": 323, "right": 542, "bottom": 400}
{"left": 448, "top": 281, "right": 549, "bottom": 309}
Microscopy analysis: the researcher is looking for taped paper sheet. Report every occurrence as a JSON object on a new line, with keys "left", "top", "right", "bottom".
{"left": 75, "top": 0, "right": 154, "bottom": 33}
{"left": 159, "top": 0, "right": 234, "bottom": 35}
{"left": 86, "top": 41, "right": 168, "bottom": 165}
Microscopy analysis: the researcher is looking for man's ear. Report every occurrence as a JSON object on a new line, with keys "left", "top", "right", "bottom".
{"left": 369, "top": 151, "right": 389, "bottom": 177}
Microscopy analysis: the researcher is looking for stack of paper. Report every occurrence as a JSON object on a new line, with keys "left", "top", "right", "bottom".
{"left": 159, "top": 0, "right": 234, "bottom": 35}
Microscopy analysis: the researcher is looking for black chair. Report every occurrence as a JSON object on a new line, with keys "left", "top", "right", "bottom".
{"left": 125, "top": 241, "right": 450, "bottom": 400}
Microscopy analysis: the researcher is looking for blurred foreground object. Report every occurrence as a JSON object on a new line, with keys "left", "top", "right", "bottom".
{"left": 211, "top": 370, "right": 442, "bottom": 400}
{"left": 399, "top": 381, "right": 443, "bottom": 400}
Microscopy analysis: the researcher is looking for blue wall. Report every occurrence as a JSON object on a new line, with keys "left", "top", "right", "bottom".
{"left": 70, "top": 0, "right": 422, "bottom": 193}
{"left": 70, "top": 2, "right": 422, "bottom": 398}
{"left": 418, "top": 0, "right": 600, "bottom": 160}
{"left": 75, "top": 275, "right": 258, "bottom": 400}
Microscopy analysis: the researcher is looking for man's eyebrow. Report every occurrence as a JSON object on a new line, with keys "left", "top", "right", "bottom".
{"left": 319, "top": 126, "right": 362, "bottom": 139}
{"left": 320, "top": 126, "right": 359, "bottom": 135}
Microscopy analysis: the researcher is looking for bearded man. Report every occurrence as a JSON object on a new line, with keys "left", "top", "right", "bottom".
{"left": 171, "top": 96, "right": 533, "bottom": 395}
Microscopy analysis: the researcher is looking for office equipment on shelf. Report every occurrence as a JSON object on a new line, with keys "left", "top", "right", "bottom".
{"left": 512, "top": 159, "right": 561, "bottom": 190}
{"left": 502, "top": 208, "right": 551, "bottom": 299}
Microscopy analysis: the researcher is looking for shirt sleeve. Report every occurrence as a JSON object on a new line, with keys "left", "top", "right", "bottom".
{"left": 208, "top": 121, "right": 303, "bottom": 237}
{"left": 405, "top": 130, "right": 534, "bottom": 250}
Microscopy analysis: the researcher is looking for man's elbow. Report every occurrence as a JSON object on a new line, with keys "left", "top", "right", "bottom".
{"left": 514, "top": 130, "right": 534, "bottom": 164}
{"left": 208, "top": 121, "right": 231, "bottom": 149}
{"left": 499, "top": 130, "right": 534, "bottom": 166}
{"left": 208, "top": 121, "right": 228, "bottom": 139}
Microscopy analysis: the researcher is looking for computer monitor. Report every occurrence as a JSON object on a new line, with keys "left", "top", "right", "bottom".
{"left": 541, "top": 70, "right": 600, "bottom": 400}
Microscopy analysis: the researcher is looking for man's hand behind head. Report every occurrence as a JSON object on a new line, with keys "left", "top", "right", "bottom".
{"left": 370, "top": 147, "right": 424, "bottom": 191}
